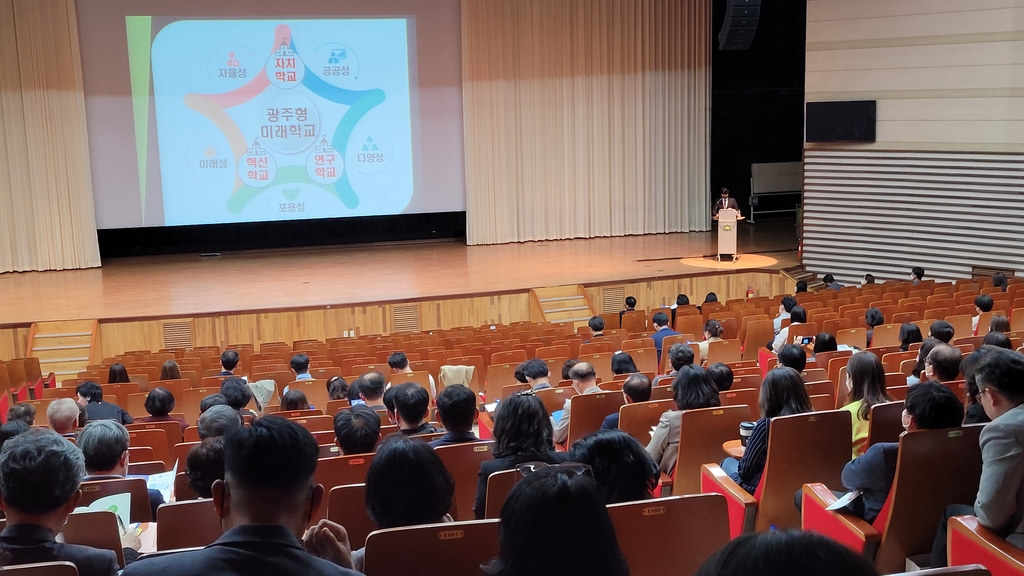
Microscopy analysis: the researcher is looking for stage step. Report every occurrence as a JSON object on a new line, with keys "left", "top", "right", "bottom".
{"left": 530, "top": 285, "right": 596, "bottom": 329}
{"left": 27, "top": 319, "right": 98, "bottom": 380}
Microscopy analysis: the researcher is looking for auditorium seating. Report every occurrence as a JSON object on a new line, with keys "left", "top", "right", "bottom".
{"left": 362, "top": 520, "right": 500, "bottom": 576}
{"left": 2, "top": 562, "right": 79, "bottom": 575}
{"left": 156, "top": 499, "right": 222, "bottom": 550}
{"left": 671, "top": 405, "right": 750, "bottom": 495}
{"left": 949, "top": 516, "right": 1024, "bottom": 576}
{"left": 435, "top": 441, "right": 496, "bottom": 521}
{"left": 79, "top": 478, "right": 153, "bottom": 522}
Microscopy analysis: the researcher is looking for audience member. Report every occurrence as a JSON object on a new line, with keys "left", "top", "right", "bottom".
{"left": 185, "top": 437, "right": 225, "bottom": 499}
{"left": 823, "top": 274, "right": 843, "bottom": 291}
{"left": 356, "top": 436, "right": 455, "bottom": 571}
{"left": 695, "top": 530, "right": 878, "bottom": 576}
{"left": 326, "top": 376, "right": 348, "bottom": 400}
{"left": 907, "top": 338, "right": 940, "bottom": 385}
{"left": 863, "top": 274, "right": 876, "bottom": 285}
{"left": 601, "top": 373, "right": 651, "bottom": 430}
{"left": 561, "top": 359, "right": 579, "bottom": 381}
{"left": 381, "top": 386, "right": 398, "bottom": 424}
{"left": 0, "top": 429, "right": 124, "bottom": 576}
{"left": 47, "top": 398, "right": 80, "bottom": 437}
{"left": 198, "top": 405, "right": 243, "bottom": 440}
{"left": 7, "top": 403, "right": 35, "bottom": 426}
{"left": 795, "top": 281, "right": 808, "bottom": 293}
{"left": 586, "top": 316, "right": 605, "bottom": 343}
{"left": 610, "top": 352, "right": 638, "bottom": 375}
{"left": 482, "top": 466, "right": 628, "bottom": 576}
{"left": 776, "top": 344, "right": 807, "bottom": 373}
{"left": 619, "top": 296, "right": 637, "bottom": 324}
{"left": 865, "top": 308, "right": 884, "bottom": 347}
{"left": 358, "top": 372, "right": 387, "bottom": 409}
{"left": 647, "top": 365, "right": 721, "bottom": 474}
{"left": 704, "top": 292, "right": 719, "bottom": 306}
{"left": 517, "top": 358, "right": 552, "bottom": 391}
{"left": 924, "top": 344, "right": 961, "bottom": 383}
{"left": 928, "top": 320, "right": 955, "bottom": 344}
{"left": 387, "top": 351, "right": 436, "bottom": 396}
{"left": 990, "top": 314, "right": 1011, "bottom": 334}
{"left": 332, "top": 405, "right": 381, "bottom": 455}
{"left": 670, "top": 294, "right": 690, "bottom": 326}
{"left": 107, "top": 363, "right": 130, "bottom": 384}
{"left": 835, "top": 383, "right": 963, "bottom": 524}
{"left": 76, "top": 381, "right": 132, "bottom": 425}
{"left": 220, "top": 377, "right": 258, "bottom": 419}
{"left": 771, "top": 306, "right": 806, "bottom": 353}
{"left": 899, "top": 323, "right": 923, "bottom": 352}
{"left": 992, "top": 272, "right": 1009, "bottom": 292}
{"left": 699, "top": 319, "right": 726, "bottom": 364}
{"left": 721, "top": 367, "right": 811, "bottom": 494}
{"left": 78, "top": 420, "right": 165, "bottom": 519}
{"left": 570, "top": 430, "right": 658, "bottom": 504}
{"left": 392, "top": 383, "right": 437, "bottom": 436}
{"left": 218, "top": 350, "right": 239, "bottom": 376}
{"left": 159, "top": 360, "right": 181, "bottom": 381}
{"left": 984, "top": 332, "right": 1013, "bottom": 349}
{"left": 134, "top": 387, "right": 188, "bottom": 433}
{"left": 842, "top": 352, "right": 893, "bottom": 458}
{"left": 346, "top": 379, "right": 363, "bottom": 405}
{"left": 199, "top": 393, "right": 228, "bottom": 413}
{"left": 774, "top": 296, "right": 797, "bottom": 334}
{"left": 650, "top": 311, "right": 680, "bottom": 361}
{"left": 552, "top": 362, "right": 602, "bottom": 444}
{"left": 707, "top": 362, "right": 734, "bottom": 392}
{"left": 812, "top": 333, "right": 838, "bottom": 357}
{"left": 0, "top": 421, "right": 30, "bottom": 450}
{"left": 123, "top": 417, "right": 360, "bottom": 576}
{"left": 474, "top": 392, "right": 568, "bottom": 519}
{"left": 431, "top": 385, "right": 479, "bottom": 447}
{"left": 911, "top": 266, "right": 925, "bottom": 285}
{"left": 974, "top": 295, "right": 995, "bottom": 334}
{"left": 281, "top": 390, "right": 311, "bottom": 411}
{"left": 654, "top": 343, "right": 695, "bottom": 386}
{"left": 290, "top": 354, "right": 312, "bottom": 381}
{"left": 962, "top": 346, "right": 996, "bottom": 425}
{"left": 931, "top": 348, "right": 1024, "bottom": 565}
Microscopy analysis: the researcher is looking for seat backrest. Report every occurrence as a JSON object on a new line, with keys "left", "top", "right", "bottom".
{"left": 127, "top": 421, "right": 181, "bottom": 461}
{"left": 484, "top": 469, "right": 520, "bottom": 518}
{"left": 435, "top": 441, "right": 496, "bottom": 522}
{"left": 867, "top": 400, "right": 906, "bottom": 447}
{"left": 180, "top": 387, "right": 222, "bottom": 424}
{"left": 628, "top": 348, "right": 659, "bottom": 374}
{"left": 755, "top": 410, "right": 852, "bottom": 531}
{"left": 363, "top": 519, "right": 500, "bottom": 576}
{"left": 156, "top": 499, "right": 222, "bottom": 551}
{"left": 79, "top": 477, "right": 152, "bottom": 522}
{"left": 484, "top": 363, "right": 518, "bottom": 401}
{"left": 579, "top": 353, "right": 615, "bottom": 383}
{"left": 874, "top": 426, "right": 984, "bottom": 573}
{"left": 313, "top": 453, "right": 375, "bottom": 522}
{"left": 743, "top": 320, "right": 776, "bottom": 361}
{"left": 618, "top": 400, "right": 677, "bottom": 446}
{"left": 1, "top": 562, "right": 79, "bottom": 576}
{"left": 326, "top": 483, "right": 377, "bottom": 548}
{"left": 706, "top": 339, "right": 742, "bottom": 365}
{"left": 673, "top": 405, "right": 751, "bottom": 494}
{"left": 62, "top": 510, "right": 126, "bottom": 567}
{"left": 127, "top": 429, "right": 172, "bottom": 470}
{"left": 608, "top": 494, "right": 730, "bottom": 576}
{"left": 173, "top": 471, "right": 198, "bottom": 501}
{"left": 565, "top": 392, "right": 625, "bottom": 446}
{"left": 533, "top": 386, "right": 575, "bottom": 415}
{"left": 287, "top": 414, "right": 338, "bottom": 433}
{"left": 719, "top": 388, "right": 759, "bottom": 423}
{"left": 287, "top": 379, "right": 331, "bottom": 411}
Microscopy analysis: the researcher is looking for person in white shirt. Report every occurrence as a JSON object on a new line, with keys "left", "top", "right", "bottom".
{"left": 973, "top": 294, "right": 994, "bottom": 335}
{"left": 771, "top": 306, "right": 806, "bottom": 353}
{"left": 387, "top": 351, "right": 436, "bottom": 397}
{"left": 774, "top": 296, "right": 796, "bottom": 335}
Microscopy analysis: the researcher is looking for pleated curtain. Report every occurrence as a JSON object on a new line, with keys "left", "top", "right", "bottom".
{"left": 462, "top": 0, "right": 711, "bottom": 245}
{"left": 0, "top": 0, "right": 100, "bottom": 273}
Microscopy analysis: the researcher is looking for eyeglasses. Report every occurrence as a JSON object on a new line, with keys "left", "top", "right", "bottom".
{"left": 516, "top": 461, "right": 593, "bottom": 477}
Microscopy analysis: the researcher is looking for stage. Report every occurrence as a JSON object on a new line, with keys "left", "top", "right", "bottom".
{"left": 0, "top": 219, "right": 797, "bottom": 326}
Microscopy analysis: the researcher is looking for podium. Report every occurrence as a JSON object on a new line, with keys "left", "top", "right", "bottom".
{"left": 716, "top": 208, "right": 741, "bottom": 262}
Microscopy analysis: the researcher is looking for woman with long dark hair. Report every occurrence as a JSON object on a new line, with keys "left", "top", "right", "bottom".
{"left": 842, "top": 352, "right": 893, "bottom": 457}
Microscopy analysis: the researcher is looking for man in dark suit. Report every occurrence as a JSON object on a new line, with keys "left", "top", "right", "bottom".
{"left": 712, "top": 187, "right": 740, "bottom": 218}
{"left": 123, "top": 417, "right": 360, "bottom": 576}
{"left": 0, "top": 429, "right": 123, "bottom": 576}
{"left": 650, "top": 311, "right": 680, "bottom": 363}
{"left": 600, "top": 374, "right": 652, "bottom": 430}
{"left": 430, "top": 385, "right": 479, "bottom": 448}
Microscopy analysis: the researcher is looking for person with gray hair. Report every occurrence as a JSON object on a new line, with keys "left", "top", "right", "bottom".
{"left": 0, "top": 428, "right": 120, "bottom": 575}
{"left": 198, "top": 405, "right": 243, "bottom": 440}
{"left": 47, "top": 398, "right": 81, "bottom": 437}
{"left": 79, "top": 420, "right": 165, "bottom": 520}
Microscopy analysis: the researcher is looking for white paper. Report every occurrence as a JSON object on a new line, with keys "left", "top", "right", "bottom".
{"left": 826, "top": 489, "right": 862, "bottom": 511}
{"left": 484, "top": 402, "right": 498, "bottom": 414}
{"left": 146, "top": 460, "right": 178, "bottom": 504}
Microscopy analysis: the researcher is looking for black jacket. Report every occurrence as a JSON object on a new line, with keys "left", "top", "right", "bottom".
{"left": 84, "top": 402, "right": 133, "bottom": 425}
{"left": 1, "top": 523, "right": 118, "bottom": 576}
{"left": 473, "top": 449, "right": 570, "bottom": 519}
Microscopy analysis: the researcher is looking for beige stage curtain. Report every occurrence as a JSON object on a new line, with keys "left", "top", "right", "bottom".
{"left": 462, "top": 0, "right": 710, "bottom": 245}
{"left": 0, "top": 0, "right": 100, "bottom": 273}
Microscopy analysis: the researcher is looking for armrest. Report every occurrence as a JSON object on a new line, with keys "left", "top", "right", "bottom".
{"left": 701, "top": 463, "right": 757, "bottom": 538}
{"left": 949, "top": 515, "right": 1024, "bottom": 572}
{"left": 658, "top": 472, "right": 674, "bottom": 497}
{"left": 800, "top": 483, "right": 880, "bottom": 558}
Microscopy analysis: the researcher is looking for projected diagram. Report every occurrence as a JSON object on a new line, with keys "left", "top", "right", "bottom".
{"left": 136, "top": 19, "right": 413, "bottom": 225}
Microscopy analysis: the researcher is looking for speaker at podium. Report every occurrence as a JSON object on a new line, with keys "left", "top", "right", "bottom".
{"left": 715, "top": 208, "right": 745, "bottom": 262}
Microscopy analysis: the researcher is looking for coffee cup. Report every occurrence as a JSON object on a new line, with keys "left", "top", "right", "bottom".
{"left": 739, "top": 421, "right": 755, "bottom": 446}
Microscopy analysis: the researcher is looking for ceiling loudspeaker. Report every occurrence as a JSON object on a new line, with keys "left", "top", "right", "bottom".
{"left": 718, "top": 0, "right": 761, "bottom": 51}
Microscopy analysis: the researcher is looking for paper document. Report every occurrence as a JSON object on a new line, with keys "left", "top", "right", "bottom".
{"left": 75, "top": 493, "right": 131, "bottom": 531}
{"left": 146, "top": 460, "right": 179, "bottom": 504}
{"left": 826, "top": 490, "right": 863, "bottom": 511}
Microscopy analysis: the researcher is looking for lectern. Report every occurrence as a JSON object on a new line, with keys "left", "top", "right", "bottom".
{"left": 717, "top": 208, "right": 739, "bottom": 262}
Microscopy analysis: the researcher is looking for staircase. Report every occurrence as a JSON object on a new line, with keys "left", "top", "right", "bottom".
{"left": 529, "top": 285, "right": 595, "bottom": 328}
{"left": 27, "top": 320, "right": 98, "bottom": 380}
{"left": 780, "top": 265, "right": 826, "bottom": 292}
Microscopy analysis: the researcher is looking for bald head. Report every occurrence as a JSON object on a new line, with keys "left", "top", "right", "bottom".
{"left": 927, "top": 344, "right": 962, "bottom": 382}
{"left": 568, "top": 362, "right": 598, "bottom": 390}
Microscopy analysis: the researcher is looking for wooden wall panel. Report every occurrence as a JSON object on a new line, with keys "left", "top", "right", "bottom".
{"left": 0, "top": 326, "right": 29, "bottom": 360}
{"left": 586, "top": 271, "right": 789, "bottom": 313}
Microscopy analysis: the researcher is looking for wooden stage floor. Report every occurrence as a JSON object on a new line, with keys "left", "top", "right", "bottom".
{"left": 0, "top": 219, "right": 797, "bottom": 326}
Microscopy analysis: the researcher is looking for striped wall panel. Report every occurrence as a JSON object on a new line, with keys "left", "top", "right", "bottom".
{"left": 802, "top": 149, "right": 1024, "bottom": 284}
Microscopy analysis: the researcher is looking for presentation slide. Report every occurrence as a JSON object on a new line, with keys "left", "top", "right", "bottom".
{"left": 76, "top": 0, "right": 465, "bottom": 230}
